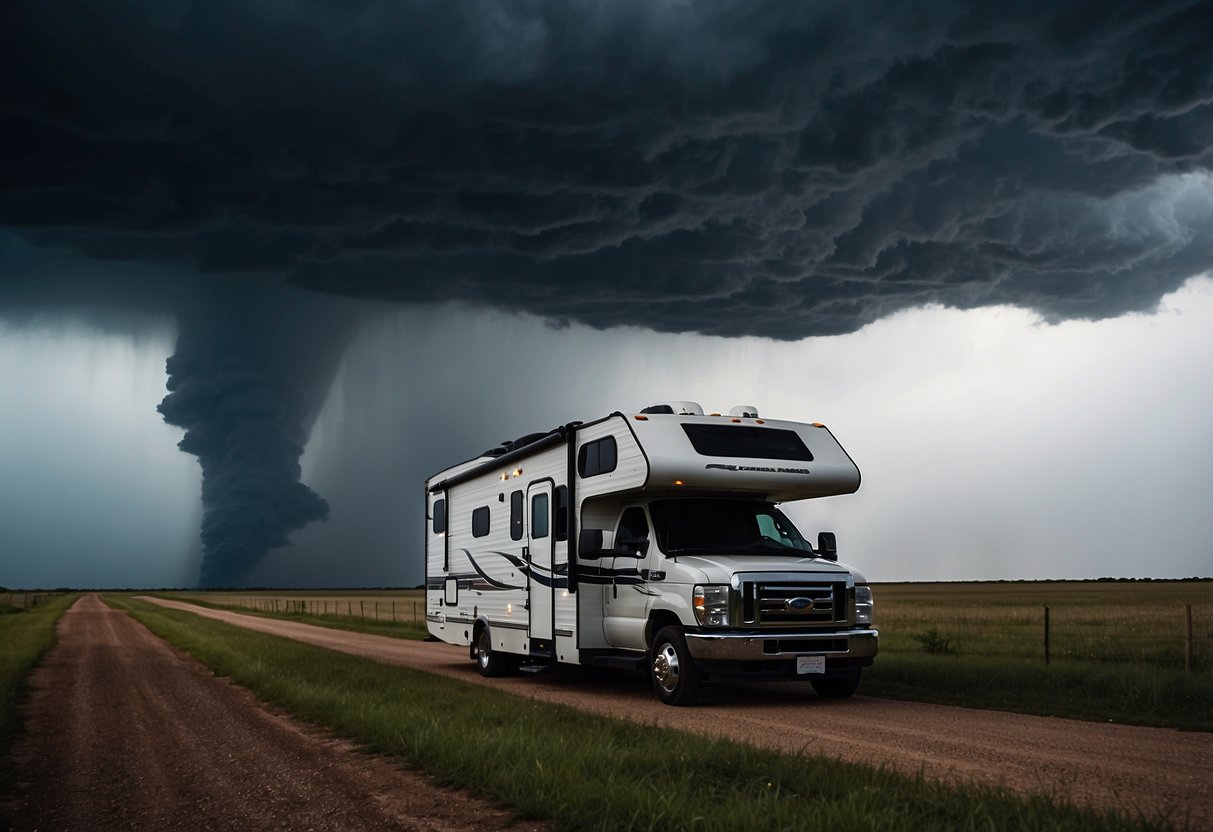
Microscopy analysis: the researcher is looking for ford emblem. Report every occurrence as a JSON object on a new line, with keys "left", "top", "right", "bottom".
{"left": 785, "top": 597, "right": 815, "bottom": 611}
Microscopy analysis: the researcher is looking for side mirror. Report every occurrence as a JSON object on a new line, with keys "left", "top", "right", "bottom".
{"left": 578, "top": 528, "right": 604, "bottom": 559}
{"left": 615, "top": 536, "right": 650, "bottom": 558}
{"left": 817, "top": 531, "right": 838, "bottom": 562}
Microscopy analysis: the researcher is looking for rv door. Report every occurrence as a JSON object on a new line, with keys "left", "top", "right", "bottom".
{"left": 602, "top": 505, "right": 653, "bottom": 651}
{"left": 527, "top": 481, "right": 555, "bottom": 651}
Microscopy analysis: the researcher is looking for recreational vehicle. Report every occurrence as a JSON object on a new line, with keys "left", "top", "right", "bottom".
{"left": 425, "top": 402, "right": 877, "bottom": 705}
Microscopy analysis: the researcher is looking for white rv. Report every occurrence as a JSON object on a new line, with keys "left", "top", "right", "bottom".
{"left": 425, "top": 402, "right": 877, "bottom": 705}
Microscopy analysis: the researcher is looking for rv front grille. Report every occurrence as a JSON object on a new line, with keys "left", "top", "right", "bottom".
{"left": 741, "top": 581, "right": 847, "bottom": 627}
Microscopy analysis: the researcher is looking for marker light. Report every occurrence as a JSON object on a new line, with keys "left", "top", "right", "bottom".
{"left": 634, "top": 414, "right": 649, "bottom": 420}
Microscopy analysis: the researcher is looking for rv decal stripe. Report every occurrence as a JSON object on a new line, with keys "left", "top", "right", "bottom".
{"left": 485, "top": 550, "right": 527, "bottom": 568}
{"left": 527, "top": 570, "right": 569, "bottom": 589}
{"left": 459, "top": 549, "right": 525, "bottom": 590}
{"left": 573, "top": 564, "right": 643, "bottom": 585}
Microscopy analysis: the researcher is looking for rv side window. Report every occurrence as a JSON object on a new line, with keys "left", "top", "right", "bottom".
{"left": 432, "top": 498, "right": 446, "bottom": 534}
{"left": 577, "top": 436, "right": 618, "bottom": 477}
{"left": 472, "top": 506, "right": 490, "bottom": 538}
{"left": 554, "top": 486, "right": 568, "bottom": 541}
{"left": 510, "top": 490, "right": 524, "bottom": 540}
{"left": 531, "top": 493, "right": 549, "bottom": 539}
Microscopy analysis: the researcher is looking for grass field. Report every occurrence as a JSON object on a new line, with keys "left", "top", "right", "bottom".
{"left": 172, "top": 589, "right": 426, "bottom": 622}
{"left": 161, "top": 590, "right": 429, "bottom": 639}
{"left": 156, "top": 580, "right": 1213, "bottom": 730}
{"left": 0, "top": 593, "right": 62, "bottom": 613}
{"left": 859, "top": 581, "right": 1213, "bottom": 731}
{"left": 106, "top": 596, "right": 1176, "bottom": 832}
{"left": 0, "top": 594, "right": 78, "bottom": 753}
{"left": 873, "top": 581, "right": 1212, "bottom": 669}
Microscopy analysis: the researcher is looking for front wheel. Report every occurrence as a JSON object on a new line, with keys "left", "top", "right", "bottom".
{"left": 810, "top": 671, "right": 861, "bottom": 698}
{"left": 474, "top": 625, "right": 515, "bottom": 677}
{"left": 650, "top": 626, "right": 702, "bottom": 705}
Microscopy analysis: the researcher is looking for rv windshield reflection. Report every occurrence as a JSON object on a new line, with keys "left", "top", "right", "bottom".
{"left": 650, "top": 499, "right": 815, "bottom": 556}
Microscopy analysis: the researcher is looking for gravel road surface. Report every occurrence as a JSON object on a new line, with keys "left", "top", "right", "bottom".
{"left": 1, "top": 596, "right": 545, "bottom": 832}
{"left": 140, "top": 596, "right": 1212, "bottom": 829}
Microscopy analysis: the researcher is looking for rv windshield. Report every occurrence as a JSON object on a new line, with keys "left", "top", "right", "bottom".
{"left": 649, "top": 499, "right": 814, "bottom": 556}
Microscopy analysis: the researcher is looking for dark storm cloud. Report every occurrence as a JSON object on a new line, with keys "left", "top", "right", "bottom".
{"left": 3, "top": 1, "right": 1211, "bottom": 585}
{"left": 3, "top": 0, "right": 1211, "bottom": 338}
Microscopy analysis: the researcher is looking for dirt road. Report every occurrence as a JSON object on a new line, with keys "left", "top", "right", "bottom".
{"left": 1, "top": 595, "right": 544, "bottom": 832}
{"left": 140, "top": 596, "right": 1213, "bottom": 829}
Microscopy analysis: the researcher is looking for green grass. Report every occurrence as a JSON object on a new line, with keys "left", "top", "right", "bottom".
{"left": 0, "top": 594, "right": 78, "bottom": 751}
{"left": 863, "top": 654, "right": 1212, "bottom": 731}
{"left": 866, "top": 581, "right": 1213, "bottom": 731}
{"left": 106, "top": 595, "right": 1179, "bottom": 832}
{"left": 873, "top": 581, "right": 1212, "bottom": 670}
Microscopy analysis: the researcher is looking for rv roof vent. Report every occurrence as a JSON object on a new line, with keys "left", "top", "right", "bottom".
{"left": 641, "top": 401, "right": 704, "bottom": 416}
{"left": 728, "top": 405, "right": 760, "bottom": 418}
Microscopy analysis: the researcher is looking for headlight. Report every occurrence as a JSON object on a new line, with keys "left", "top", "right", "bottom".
{"left": 693, "top": 584, "right": 730, "bottom": 627}
{"left": 855, "top": 585, "right": 873, "bottom": 625}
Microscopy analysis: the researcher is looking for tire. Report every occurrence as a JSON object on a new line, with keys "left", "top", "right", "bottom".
{"left": 650, "top": 626, "right": 702, "bottom": 705}
{"left": 474, "top": 625, "right": 515, "bottom": 677}
{"left": 810, "top": 671, "right": 861, "bottom": 698}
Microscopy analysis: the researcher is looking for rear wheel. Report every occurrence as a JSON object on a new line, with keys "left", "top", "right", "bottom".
{"left": 650, "top": 626, "right": 701, "bottom": 705}
{"left": 474, "top": 625, "right": 515, "bottom": 677}
{"left": 810, "top": 671, "right": 861, "bottom": 698}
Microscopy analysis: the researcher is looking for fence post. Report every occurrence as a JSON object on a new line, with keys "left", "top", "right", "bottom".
{"left": 360, "top": 600, "right": 365, "bottom": 618}
{"left": 1185, "top": 604, "right": 1194, "bottom": 674}
{"left": 1043, "top": 606, "right": 1050, "bottom": 665}
{"left": 392, "top": 601, "right": 396, "bottom": 622}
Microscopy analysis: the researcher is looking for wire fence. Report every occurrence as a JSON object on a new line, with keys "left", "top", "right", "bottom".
{"left": 879, "top": 604, "right": 1210, "bottom": 673}
{"left": 0, "top": 592, "right": 56, "bottom": 612}
{"left": 195, "top": 595, "right": 428, "bottom": 626}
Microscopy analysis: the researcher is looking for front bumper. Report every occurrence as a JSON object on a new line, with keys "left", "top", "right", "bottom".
{"left": 684, "top": 628, "right": 878, "bottom": 661}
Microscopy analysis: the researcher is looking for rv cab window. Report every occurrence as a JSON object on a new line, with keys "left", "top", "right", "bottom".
{"left": 432, "top": 498, "right": 446, "bottom": 534}
{"left": 615, "top": 507, "right": 649, "bottom": 552}
{"left": 681, "top": 424, "right": 813, "bottom": 461}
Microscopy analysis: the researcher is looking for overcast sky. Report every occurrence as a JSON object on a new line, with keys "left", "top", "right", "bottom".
{"left": 2, "top": 1, "right": 1211, "bottom": 587}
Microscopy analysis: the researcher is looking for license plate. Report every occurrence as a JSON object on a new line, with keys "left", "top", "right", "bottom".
{"left": 796, "top": 655, "right": 825, "bottom": 675}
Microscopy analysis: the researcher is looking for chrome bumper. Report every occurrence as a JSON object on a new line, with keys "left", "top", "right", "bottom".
{"left": 683, "top": 629, "right": 879, "bottom": 661}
